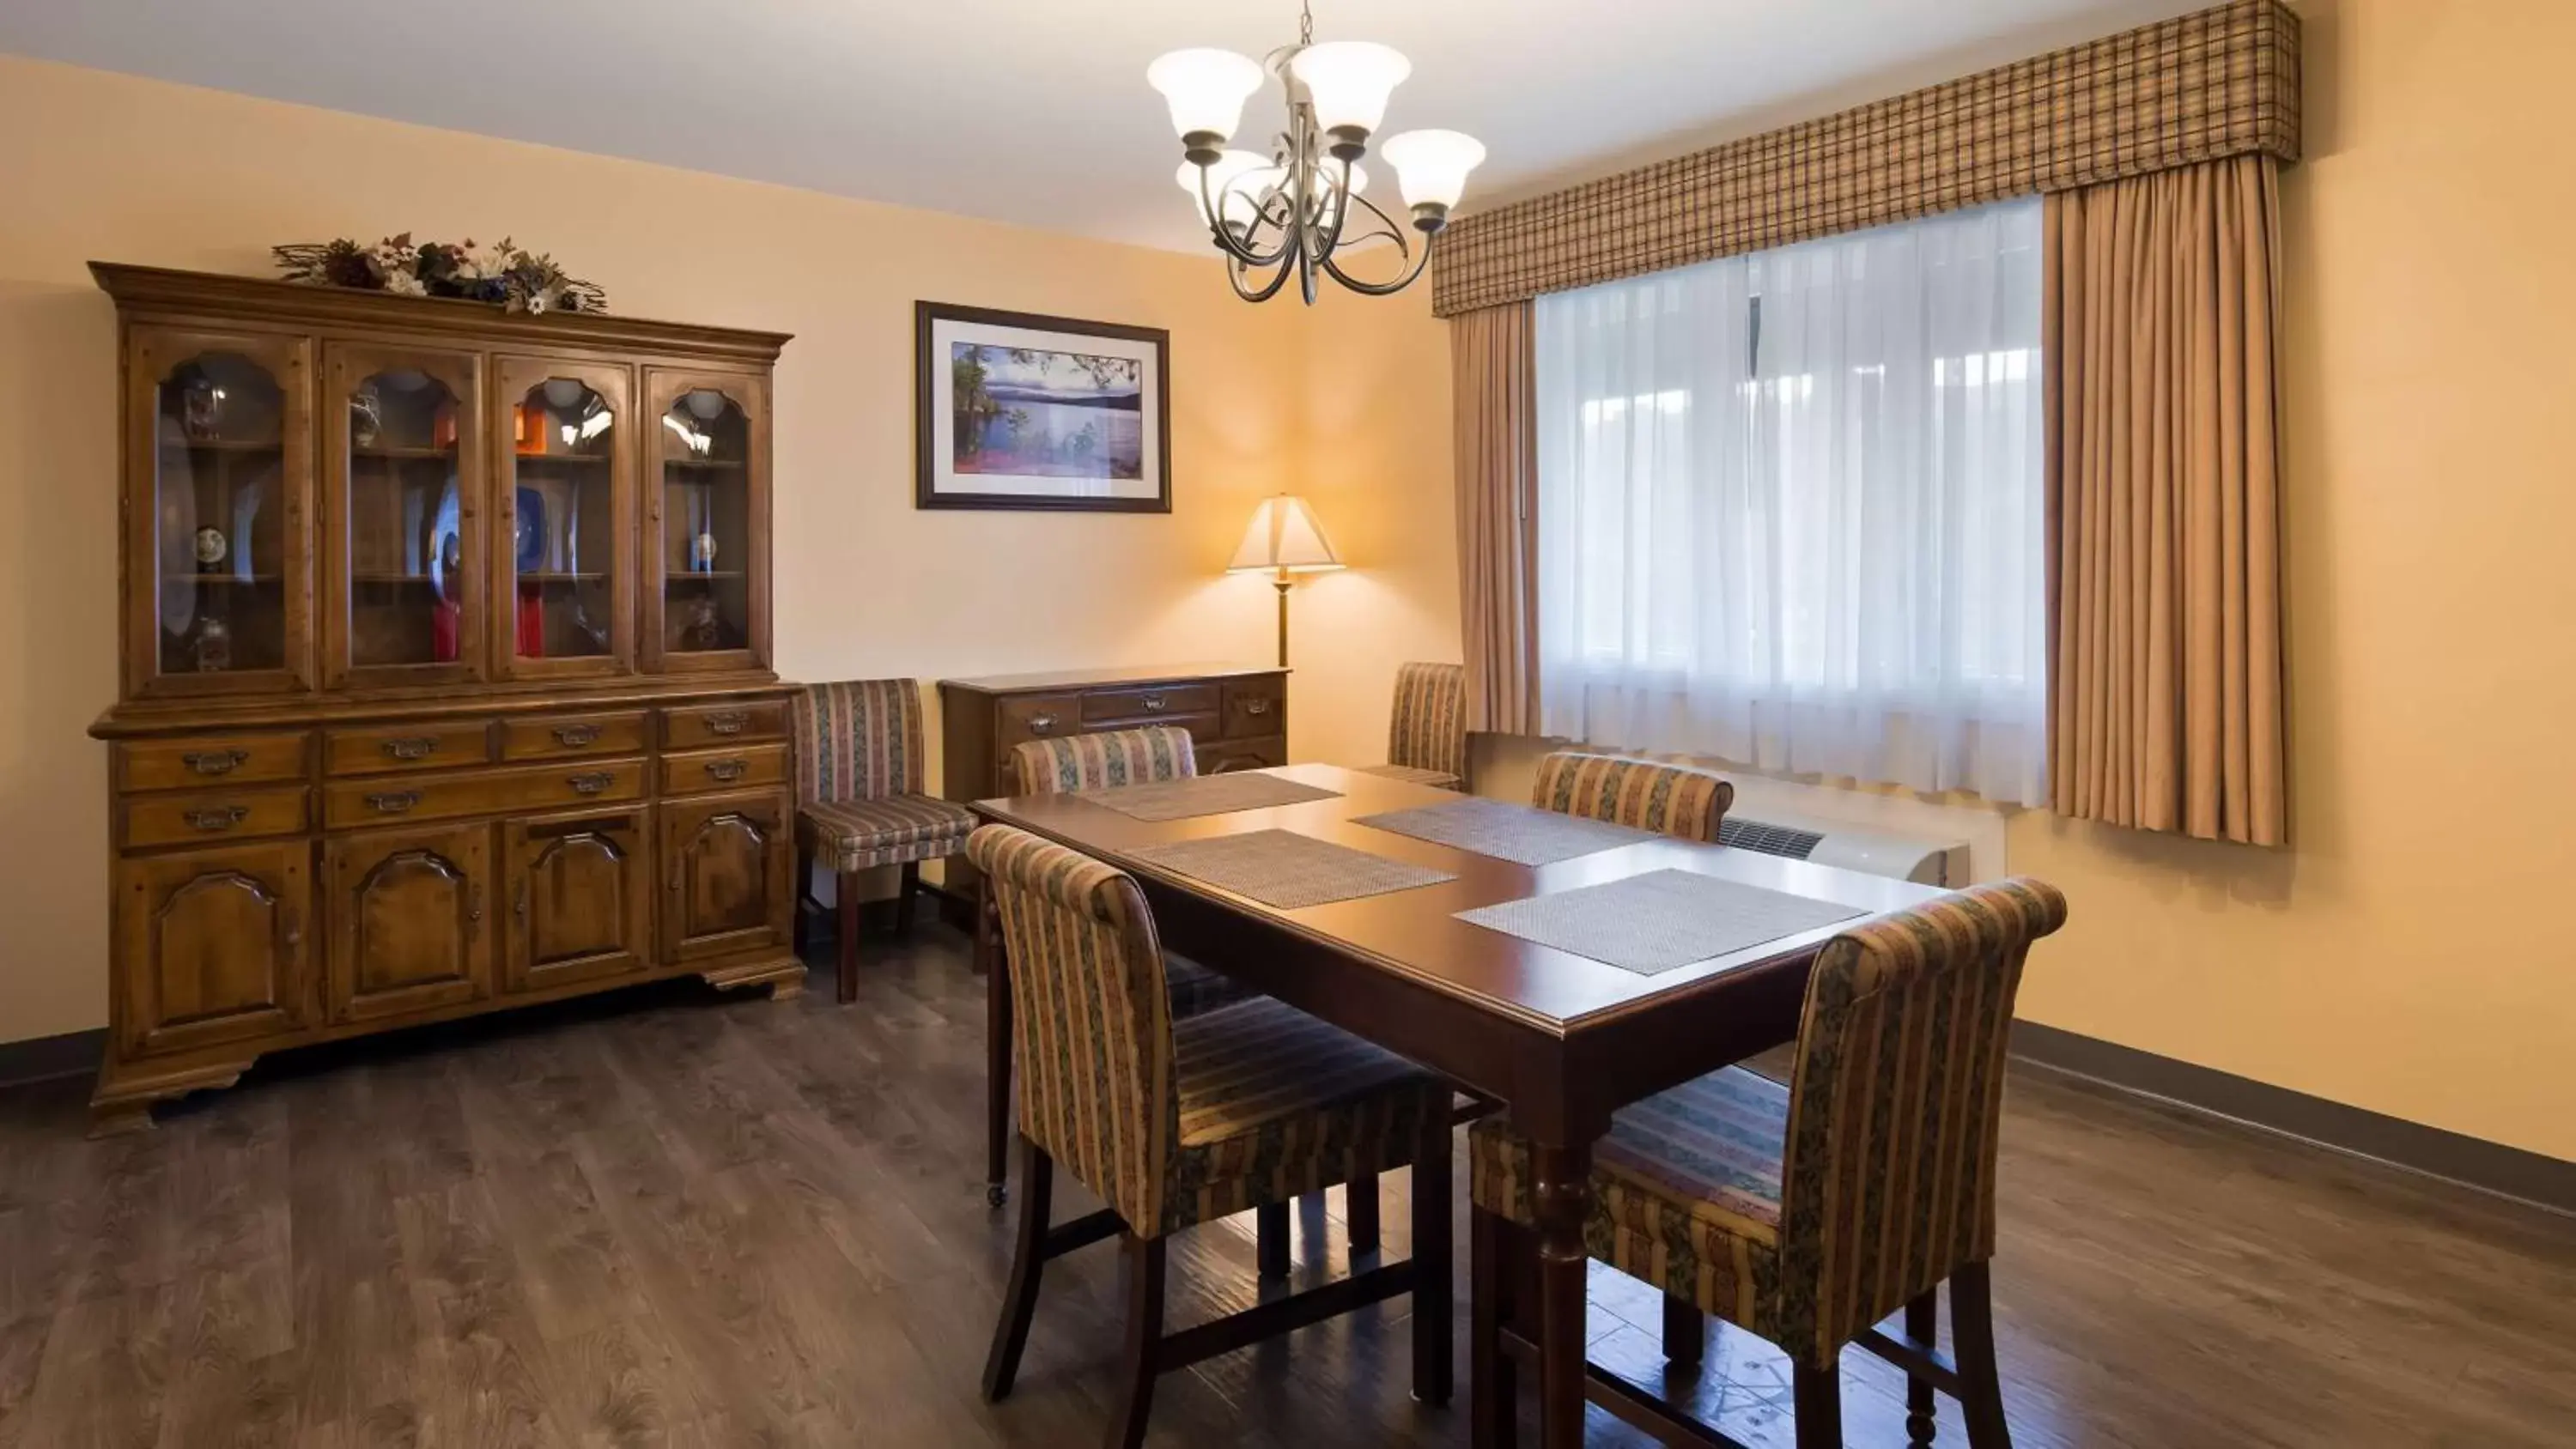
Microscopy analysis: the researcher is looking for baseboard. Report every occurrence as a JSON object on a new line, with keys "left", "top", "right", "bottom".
{"left": 2011, "top": 1020, "right": 2576, "bottom": 1217}
{"left": 0, "top": 1028, "right": 105, "bottom": 1090}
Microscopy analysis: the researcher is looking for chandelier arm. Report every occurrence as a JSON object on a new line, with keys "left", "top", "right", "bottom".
{"left": 1229, "top": 248, "right": 1300, "bottom": 304}
{"left": 1195, "top": 167, "right": 1297, "bottom": 268}
{"left": 1317, "top": 228, "right": 1437, "bottom": 297}
{"left": 1332, "top": 189, "right": 1414, "bottom": 254}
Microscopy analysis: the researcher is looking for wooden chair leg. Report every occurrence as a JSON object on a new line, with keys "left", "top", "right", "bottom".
{"left": 1348, "top": 1170, "right": 1382, "bottom": 1255}
{"left": 1470, "top": 1208, "right": 1516, "bottom": 1449}
{"left": 896, "top": 860, "right": 920, "bottom": 935}
{"left": 835, "top": 869, "right": 860, "bottom": 1003}
{"left": 1952, "top": 1263, "right": 2014, "bottom": 1449}
{"left": 1105, "top": 1234, "right": 1168, "bottom": 1449}
{"left": 1409, "top": 1127, "right": 1453, "bottom": 1405}
{"left": 1905, "top": 1288, "right": 1939, "bottom": 1446}
{"left": 985, "top": 906, "right": 1012, "bottom": 1208}
{"left": 793, "top": 844, "right": 815, "bottom": 954}
{"left": 1256, "top": 1201, "right": 1291, "bottom": 1280}
{"left": 1662, "top": 1294, "right": 1705, "bottom": 1367}
{"left": 981, "top": 1138, "right": 1054, "bottom": 1403}
{"left": 1793, "top": 1357, "right": 1844, "bottom": 1449}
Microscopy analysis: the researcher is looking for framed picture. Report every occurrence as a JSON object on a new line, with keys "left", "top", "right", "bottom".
{"left": 914, "top": 302, "right": 1170, "bottom": 512}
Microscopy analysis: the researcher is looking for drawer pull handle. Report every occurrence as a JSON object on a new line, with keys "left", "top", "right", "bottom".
{"left": 705, "top": 759, "right": 748, "bottom": 783}
{"left": 1242, "top": 698, "right": 1272, "bottom": 716}
{"left": 567, "top": 771, "right": 615, "bottom": 796}
{"left": 552, "top": 724, "right": 602, "bottom": 748}
{"left": 185, "top": 749, "right": 251, "bottom": 776}
{"left": 1027, "top": 712, "right": 1058, "bottom": 734}
{"left": 382, "top": 736, "right": 439, "bottom": 761}
{"left": 1141, "top": 694, "right": 1169, "bottom": 712}
{"left": 704, "top": 712, "right": 749, "bottom": 737}
{"left": 185, "top": 805, "right": 250, "bottom": 832}
{"left": 366, "top": 791, "right": 420, "bottom": 815}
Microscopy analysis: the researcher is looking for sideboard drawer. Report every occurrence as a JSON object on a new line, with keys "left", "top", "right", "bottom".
{"left": 663, "top": 700, "right": 787, "bottom": 750}
{"left": 997, "top": 694, "right": 1083, "bottom": 750}
{"left": 1082, "top": 682, "right": 1219, "bottom": 725}
{"left": 325, "top": 760, "right": 646, "bottom": 828}
{"left": 1221, "top": 677, "right": 1287, "bottom": 739}
{"left": 122, "top": 786, "right": 311, "bottom": 849}
{"left": 661, "top": 743, "right": 790, "bottom": 797}
{"left": 325, "top": 720, "right": 495, "bottom": 777}
{"left": 1199, "top": 734, "right": 1286, "bottom": 774}
{"left": 500, "top": 710, "right": 651, "bottom": 761}
{"left": 116, "top": 732, "right": 312, "bottom": 793}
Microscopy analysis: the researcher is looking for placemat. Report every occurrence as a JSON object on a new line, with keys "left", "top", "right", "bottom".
{"left": 1354, "top": 797, "right": 1657, "bottom": 867}
{"left": 1455, "top": 869, "right": 1864, "bottom": 975}
{"left": 1078, "top": 773, "right": 1342, "bottom": 822}
{"left": 1129, "top": 828, "right": 1455, "bottom": 909}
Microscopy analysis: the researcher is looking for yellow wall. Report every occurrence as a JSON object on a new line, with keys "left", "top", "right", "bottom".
{"left": 0, "top": 56, "right": 1457, "bottom": 1044}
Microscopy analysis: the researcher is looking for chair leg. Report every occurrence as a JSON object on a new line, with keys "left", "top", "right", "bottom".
{"left": 1952, "top": 1263, "right": 2014, "bottom": 1449}
{"left": 1348, "top": 1171, "right": 1382, "bottom": 1255}
{"left": 896, "top": 860, "right": 920, "bottom": 935}
{"left": 1409, "top": 1125, "right": 1453, "bottom": 1405}
{"left": 981, "top": 1138, "right": 1054, "bottom": 1403}
{"left": 1105, "top": 1234, "right": 1168, "bottom": 1449}
{"left": 793, "top": 844, "right": 814, "bottom": 954}
{"left": 1662, "top": 1294, "right": 1705, "bottom": 1367}
{"left": 1905, "top": 1288, "right": 1939, "bottom": 1446}
{"left": 985, "top": 898, "right": 1012, "bottom": 1208}
{"left": 1256, "top": 1201, "right": 1291, "bottom": 1280}
{"left": 835, "top": 869, "right": 860, "bottom": 1004}
{"left": 1469, "top": 1208, "right": 1516, "bottom": 1449}
{"left": 1793, "top": 1357, "right": 1844, "bottom": 1449}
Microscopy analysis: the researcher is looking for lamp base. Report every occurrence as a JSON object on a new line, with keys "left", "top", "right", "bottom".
{"left": 1273, "top": 574, "right": 1292, "bottom": 669}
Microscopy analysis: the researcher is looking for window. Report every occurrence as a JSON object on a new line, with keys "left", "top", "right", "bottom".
{"left": 1535, "top": 198, "right": 2046, "bottom": 805}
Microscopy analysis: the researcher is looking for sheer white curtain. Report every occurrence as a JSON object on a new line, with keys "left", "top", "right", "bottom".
{"left": 1534, "top": 197, "right": 2047, "bottom": 805}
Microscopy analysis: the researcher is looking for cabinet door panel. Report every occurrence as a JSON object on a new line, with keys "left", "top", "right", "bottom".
{"left": 327, "top": 823, "right": 493, "bottom": 1022}
{"left": 658, "top": 790, "right": 790, "bottom": 961}
{"left": 492, "top": 358, "right": 637, "bottom": 682}
{"left": 504, "top": 807, "right": 651, "bottom": 992}
{"left": 115, "top": 842, "right": 312, "bottom": 1057}
{"left": 642, "top": 369, "right": 769, "bottom": 673}
{"left": 321, "top": 343, "right": 488, "bottom": 689}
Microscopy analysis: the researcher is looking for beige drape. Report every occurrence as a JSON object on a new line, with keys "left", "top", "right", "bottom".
{"left": 1449, "top": 302, "right": 1540, "bottom": 736}
{"left": 2044, "top": 155, "right": 2287, "bottom": 845}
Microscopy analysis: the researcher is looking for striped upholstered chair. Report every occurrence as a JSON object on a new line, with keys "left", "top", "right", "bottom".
{"left": 789, "top": 679, "right": 977, "bottom": 1003}
{"left": 1355, "top": 660, "right": 1470, "bottom": 791}
{"left": 1467, "top": 878, "right": 2069, "bottom": 1449}
{"left": 1529, "top": 749, "right": 1735, "bottom": 842}
{"left": 969, "top": 824, "right": 1454, "bottom": 1448}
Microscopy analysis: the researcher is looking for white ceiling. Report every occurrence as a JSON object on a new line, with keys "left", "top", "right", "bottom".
{"left": 0, "top": 0, "right": 2209, "bottom": 253}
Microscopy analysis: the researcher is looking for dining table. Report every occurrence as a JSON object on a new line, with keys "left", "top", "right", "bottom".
{"left": 968, "top": 762, "right": 1941, "bottom": 1447}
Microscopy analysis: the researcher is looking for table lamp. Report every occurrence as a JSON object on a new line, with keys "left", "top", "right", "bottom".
{"left": 1227, "top": 494, "right": 1343, "bottom": 666}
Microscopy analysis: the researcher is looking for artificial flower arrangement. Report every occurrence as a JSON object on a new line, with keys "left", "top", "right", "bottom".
{"left": 272, "top": 234, "right": 607, "bottom": 314}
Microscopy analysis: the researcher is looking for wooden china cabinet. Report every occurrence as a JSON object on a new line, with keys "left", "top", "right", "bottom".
{"left": 87, "top": 263, "right": 800, "bottom": 1133}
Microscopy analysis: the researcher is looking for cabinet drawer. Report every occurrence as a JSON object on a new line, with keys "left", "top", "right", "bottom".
{"left": 663, "top": 700, "right": 787, "bottom": 749}
{"left": 1082, "top": 682, "right": 1218, "bottom": 724}
{"left": 1199, "top": 735, "right": 1286, "bottom": 775}
{"left": 122, "top": 786, "right": 311, "bottom": 850}
{"left": 115, "top": 732, "right": 312, "bottom": 793}
{"left": 325, "top": 720, "right": 495, "bottom": 776}
{"left": 1222, "top": 677, "right": 1287, "bottom": 739}
{"left": 661, "top": 743, "right": 790, "bottom": 797}
{"left": 325, "top": 759, "right": 646, "bottom": 829}
{"left": 500, "top": 710, "right": 651, "bottom": 761}
{"left": 996, "top": 694, "right": 1083, "bottom": 750}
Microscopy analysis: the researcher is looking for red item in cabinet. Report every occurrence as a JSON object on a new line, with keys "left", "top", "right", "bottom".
{"left": 516, "top": 582, "right": 545, "bottom": 658}
{"left": 432, "top": 596, "right": 460, "bottom": 662}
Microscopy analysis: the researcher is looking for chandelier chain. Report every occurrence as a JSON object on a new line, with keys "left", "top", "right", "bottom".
{"left": 1298, "top": 0, "right": 1313, "bottom": 47}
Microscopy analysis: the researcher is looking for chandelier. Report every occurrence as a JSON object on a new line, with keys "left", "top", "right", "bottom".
{"left": 1146, "top": 3, "right": 1485, "bottom": 305}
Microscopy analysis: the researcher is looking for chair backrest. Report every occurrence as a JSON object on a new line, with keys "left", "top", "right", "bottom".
{"left": 791, "top": 679, "right": 926, "bottom": 803}
{"left": 1386, "top": 662, "right": 1469, "bottom": 779}
{"left": 1771, "top": 877, "right": 2068, "bottom": 1365}
{"left": 1012, "top": 725, "right": 1198, "bottom": 796}
{"left": 1530, "top": 750, "right": 1733, "bottom": 843}
{"left": 965, "top": 822, "right": 1177, "bottom": 1234}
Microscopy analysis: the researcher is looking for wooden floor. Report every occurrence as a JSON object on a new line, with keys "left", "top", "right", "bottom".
{"left": 3, "top": 921, "right": 2572, "bottom": 1448}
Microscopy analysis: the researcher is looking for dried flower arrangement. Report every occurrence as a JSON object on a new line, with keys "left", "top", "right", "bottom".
{"left": 272, "top": 234, "right": 607, "bottom": 314}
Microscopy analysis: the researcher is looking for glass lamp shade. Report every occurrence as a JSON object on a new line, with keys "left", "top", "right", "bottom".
{"left": 1227, "top": 494, "right": 1344, "bottom": 573}
{"left": 1146, "top": 48, "right": 1266, "bottom": 142}
{"left": 1379, "top": 129, "right": 1486, "bottom": 209}
{"left": 1288, "top": 41, "right": 1411, "bottom": 135}
{"left": 1177, "top": 149, "right": 1275, "bottom": 227}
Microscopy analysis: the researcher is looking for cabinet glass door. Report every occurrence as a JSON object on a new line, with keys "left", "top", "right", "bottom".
{"left": 645, "top": 369, "right": 768, "bottom": 671}
{"left": 130, "top": 329, "right": 313, "bottom": 695}
{"left": 495, "top": 360, "right": 633, "bottom": 678}
{"left": 325, "top": 346, "right": 485, "bottom": 687}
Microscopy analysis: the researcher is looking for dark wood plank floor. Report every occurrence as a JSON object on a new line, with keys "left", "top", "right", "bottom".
{"left": 3, "top": 921, "right": 2572, "bottom": 1447}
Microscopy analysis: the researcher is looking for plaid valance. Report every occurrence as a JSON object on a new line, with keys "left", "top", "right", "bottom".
{"left": 1430, "top": 0, "right": 2300, "bottom": 318}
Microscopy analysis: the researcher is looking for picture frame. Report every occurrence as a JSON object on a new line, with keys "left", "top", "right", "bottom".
{"left": 914, "top": 301, "right": 1171, "bottom": 512}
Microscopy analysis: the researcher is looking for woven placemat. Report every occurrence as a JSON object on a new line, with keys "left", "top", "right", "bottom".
{"left": 1078, "top": 773, "right": 1342, "bottom": 822}
{"left": 1455, "top": 869, "right": 1864, "bottom": 975}
{"left": 1354, "top": 797, "right": 1656, "bottom": 866}
{"left": 1129, "top": 828, "right": 1455, "bottom": 909}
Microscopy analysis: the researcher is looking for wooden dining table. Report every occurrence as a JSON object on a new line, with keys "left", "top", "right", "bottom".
{"left": 969, "top": 762, "right": 1941, "bottom": 1447}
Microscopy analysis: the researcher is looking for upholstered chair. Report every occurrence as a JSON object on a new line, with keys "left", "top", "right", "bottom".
{"left": 789, "top": 679, "right": 977, "bottom": 1004}
{"left": 969, "top": 824, "right": 1455, "bottom": 1449}
{"left": 1355, "top": 661, "right": 1471, "bottom": 791}
{"left": 1467, "top": 878, "right": 2069, "bottom": 1449}
{"left": 1528, "top": 749, "right": 1735, "bottom": 842}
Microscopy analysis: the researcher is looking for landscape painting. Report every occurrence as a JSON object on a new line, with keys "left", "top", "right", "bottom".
{"left": 915, "top": 303, "right": 1170, "bottom": 512}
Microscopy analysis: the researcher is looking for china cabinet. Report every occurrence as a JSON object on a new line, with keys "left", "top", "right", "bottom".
{"left": 88, "top": 263, "right": 800, "bottom": 1133}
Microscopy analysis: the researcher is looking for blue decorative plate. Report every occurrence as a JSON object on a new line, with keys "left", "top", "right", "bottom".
{"left": 515, "top": 487, "right": 548, "bottom": 572}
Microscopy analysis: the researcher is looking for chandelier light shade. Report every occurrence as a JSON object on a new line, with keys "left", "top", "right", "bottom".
{"left": 1148, "top": 1, "right": 1485, "bottom": 305}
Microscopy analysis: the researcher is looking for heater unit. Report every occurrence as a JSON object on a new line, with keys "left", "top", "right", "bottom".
{"left": 1718, "top": 812, "right": 1970, "bottom": 888}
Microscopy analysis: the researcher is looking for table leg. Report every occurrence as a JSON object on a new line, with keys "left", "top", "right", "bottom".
{"left": 1529, "top": 1141, "right": 1595, "bottom": 1448}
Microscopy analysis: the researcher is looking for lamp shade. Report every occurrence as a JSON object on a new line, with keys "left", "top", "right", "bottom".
{"left": 1379, "top": 129, "right": 1486, "bottom": 209}
{"left": 1146, "top": 48, "right": 1266, "bottom": 142}
{"left": 1228, "top": 494, "right": 1344, "bottom": 573}
{"left": 1288, "top": 41, "right": 1411, "bottom": 135}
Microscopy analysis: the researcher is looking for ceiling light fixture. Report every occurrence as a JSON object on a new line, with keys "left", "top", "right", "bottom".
{"left": 1149, "top": 2, "right": 1485, "bottom": 305}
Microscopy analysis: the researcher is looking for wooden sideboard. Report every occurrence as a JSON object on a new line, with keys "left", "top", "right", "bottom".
{"left": 86, "top": 264, "right": 802, "bottom": 1132}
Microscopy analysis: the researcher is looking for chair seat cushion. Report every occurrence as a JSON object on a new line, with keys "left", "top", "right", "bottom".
{"left": 799, "top": 793, "right": 977, "bottom": 872}
{"left": 1355, "top": 762, "right": 1464, "bottom": 791}
{"left": 1158, "top": 997, "right": 1449, "bottom": 1234}
{"left": 1470, "top": 1065, "right": 1789, "bottom": 1332}
{"left": 1164, "top": 953, "right": 1254, "bottom": 1018}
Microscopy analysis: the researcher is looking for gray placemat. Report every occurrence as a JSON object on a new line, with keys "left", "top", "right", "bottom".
{"left": 1354, "top": 797, "right": 1657, "bottom": 866}
{"left": 1455, "top": 869, "right": 1864, "bottom": 975}
{"left": 1129, "top": 828, "right": 1455, "bottom": 909}
{"left": 1078, "top": 773, "right": 1342, "bottom": 822}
